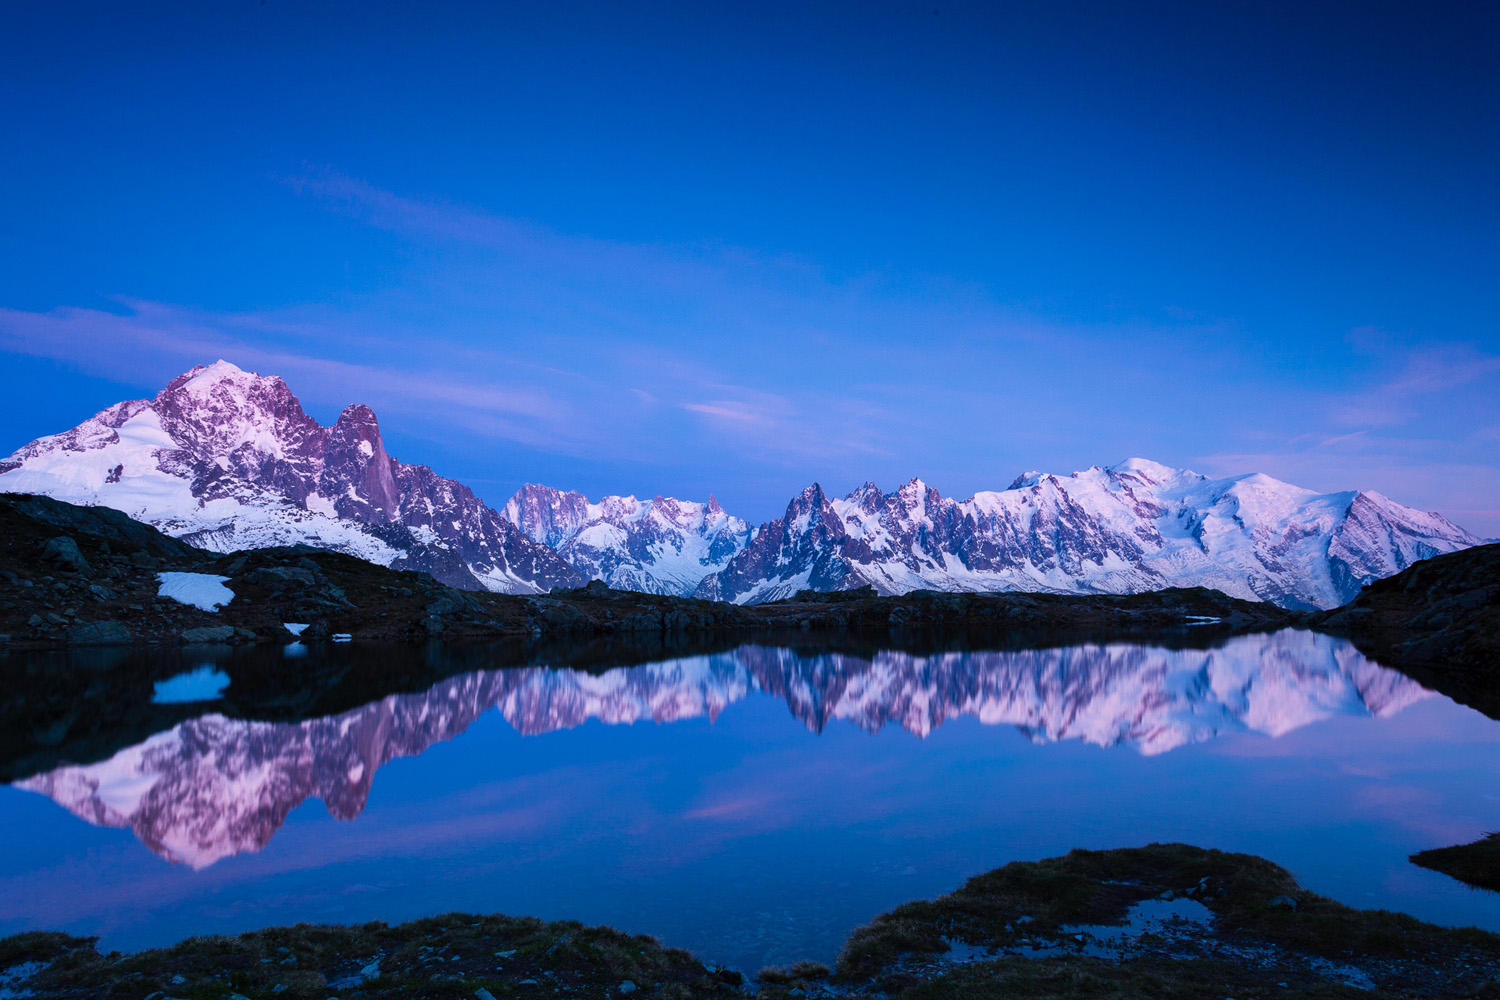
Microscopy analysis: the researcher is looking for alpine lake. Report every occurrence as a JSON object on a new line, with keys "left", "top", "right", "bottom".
{"left": 2, "top": 627, "right": 1499, "bottom": 979}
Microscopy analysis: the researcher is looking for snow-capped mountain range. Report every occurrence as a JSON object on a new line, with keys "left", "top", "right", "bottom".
{"left": 0, "top": 361, "right": 1482, "bottom": 606}
{"left": 694, "top": 459, "right": 1483, "bottom": 609}
{"left": 14, "top": 631, "right": 1427, "bottom": 867}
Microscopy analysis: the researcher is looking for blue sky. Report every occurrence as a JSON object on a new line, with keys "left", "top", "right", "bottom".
{"left": 1, "top": 1, "right": 1497, "bottom": 533}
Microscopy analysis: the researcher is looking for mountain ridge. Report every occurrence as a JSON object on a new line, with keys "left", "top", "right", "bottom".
{"left": 0, "top": 361, "right": 1482, "bottom": 607}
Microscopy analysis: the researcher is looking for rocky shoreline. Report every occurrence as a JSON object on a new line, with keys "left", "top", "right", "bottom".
{"left": 2, "top": 844, "right": 1497, "bottom": 999}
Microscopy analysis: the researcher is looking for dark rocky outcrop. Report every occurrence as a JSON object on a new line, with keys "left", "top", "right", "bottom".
{"left": 1314, "top": 542, "right": 1500, "bottom": 717}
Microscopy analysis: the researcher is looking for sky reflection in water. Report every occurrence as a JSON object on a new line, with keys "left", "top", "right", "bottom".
{"left": 2, "top": 629, "right": 1499, "bottom": 973}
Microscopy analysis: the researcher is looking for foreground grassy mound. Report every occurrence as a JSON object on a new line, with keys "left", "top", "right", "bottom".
{"left": 5, "top": 845, "right": 1500, "bottom": 998}
{"left": 832, "top": 843, "right": 1500, "bottom": 999}
{"left": 1412, "top": 832, "right": 1500, "bottom": 892}
{"left": 0, "top": 914, "right": 741, "bottom": 1000}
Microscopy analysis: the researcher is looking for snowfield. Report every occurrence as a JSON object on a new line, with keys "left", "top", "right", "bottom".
{"left": 156, "top": 572, "right": 235, "bottom": 611}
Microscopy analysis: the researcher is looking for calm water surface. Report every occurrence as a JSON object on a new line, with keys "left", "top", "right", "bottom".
{"left": 2, "top": 628, "right": 1498, "bottom": 972}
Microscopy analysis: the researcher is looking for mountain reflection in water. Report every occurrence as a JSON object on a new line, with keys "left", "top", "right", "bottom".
{"left": 14, "top": 630, "right": 1426, "bottom": 869}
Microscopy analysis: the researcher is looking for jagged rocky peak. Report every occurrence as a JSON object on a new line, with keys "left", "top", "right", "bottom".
{"left": 844, "top": 481, "right": 883, "bottom": 508}
{"left": 322, "top": 404, "right": 400, "bottom": 522}
{"left": 893, "top": 477, "right": 941, "bottom": 518}
{"left": 153, "top": 360, "right": 325, "bottom": 469}
{"left": 788, "top": 481, "right": 832, "bottom": 516}
{"left": 500, "top": 483, "right": 593, "bottom": 546}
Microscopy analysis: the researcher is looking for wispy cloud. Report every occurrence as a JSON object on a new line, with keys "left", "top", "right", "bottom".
{"left": 1, "top": 171, "right": 1495, "bottom": 530}
{"left": 1329, "top": 344, "right": 1500, "bottom": 430}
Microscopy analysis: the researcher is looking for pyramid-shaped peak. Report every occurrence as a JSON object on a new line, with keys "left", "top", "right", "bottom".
{"left": 183, "top": 358, "right": 249, "bottom": 379}
{"left": 156, "top": 359, "right": 296, "bottom": 407}
{"left": 178, "top": 359, "right": 265, "bottom": 389}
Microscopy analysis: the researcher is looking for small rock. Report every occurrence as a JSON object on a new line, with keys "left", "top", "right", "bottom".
{"left": 170, "top": 974, "right": 186, "bottom": 984}
{"left": 421, "top": 615, "right": 445, "bottom": 635}
{"left": 619, "top": 981, "right": 637, "bottom": 994}
{"left": 1268, "top": 894, "right": 1299, "bottom": 910}
{"left": 474, "top": 989, "right": 498, "bottom": 1000}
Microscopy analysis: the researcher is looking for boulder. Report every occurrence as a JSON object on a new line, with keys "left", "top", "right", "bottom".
{"left": 241, "top": 566, "right": 318, "bottom": 590}
{"left": 67, "top": 621, "right": 130, "bottom": 645}
{"left": 40, "top": 536, "right": 91, "bottom": 575}
{"left": 180, "top": 625, "right": 236, "bottom": 644}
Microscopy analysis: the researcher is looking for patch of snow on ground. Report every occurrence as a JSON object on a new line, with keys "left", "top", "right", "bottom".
{"left": 157, "top": 572, "right": 234, "bottom": 611}
{"left": 0, "top": 959, "right": 47, "bottom": 999}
